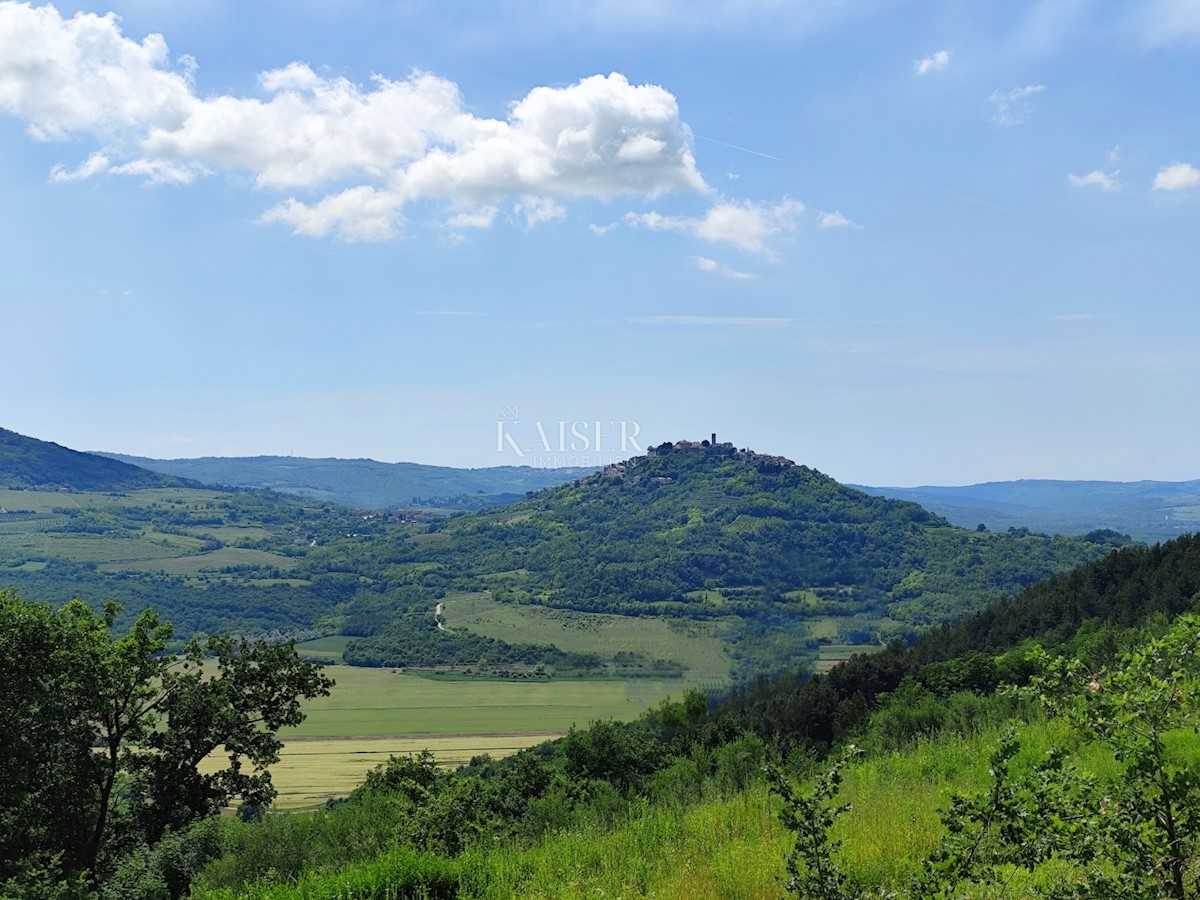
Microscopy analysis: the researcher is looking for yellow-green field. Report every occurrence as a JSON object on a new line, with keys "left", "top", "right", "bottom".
{"left": 440, "top": 591, "right": 732, "bottom": 686}
{"left": 212, "top": 664, "right": 700, "bottom": 808}
{"left": 203, "top": 735, "right": 562, "bottom": 808}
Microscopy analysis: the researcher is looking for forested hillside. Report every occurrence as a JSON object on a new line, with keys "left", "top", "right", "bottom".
{"left": 99, "top": 452, "right": 592, "bottom": 509}
{"left": 0, "top": 427, "right": 186, "bottom": 492}
{"left": 329, "top": 443, "right": 1125, "bottom": 677}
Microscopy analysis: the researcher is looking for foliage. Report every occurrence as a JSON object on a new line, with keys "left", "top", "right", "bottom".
{"left": 0, "top": 589, "right": 332, "bottom": 896}
{"left": 771, "top": 747, "right": 861, "bottom": 899}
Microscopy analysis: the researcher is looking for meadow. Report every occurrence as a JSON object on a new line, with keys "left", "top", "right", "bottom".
{"left": 438, "top": 590, "right": 732, "bottom": 687}
{"left": 213, "top": 663, "right": 703, "bottom": 808}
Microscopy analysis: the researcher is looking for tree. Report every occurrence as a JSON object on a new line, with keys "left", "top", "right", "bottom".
{"left": 0, "top": 589, "right": 333, "bottom": 894}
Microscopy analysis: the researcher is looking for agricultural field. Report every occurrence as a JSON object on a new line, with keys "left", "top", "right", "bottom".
{"left": 439, "top": 590, "right": 733, "bottom": 686}
{"left": 98, "top": 546, "right": 298, "bottom": 576}
{"left": 0, "top": 486, "right": 329, "bottom": 583}
{"left": 210, "top": 664, "right": 697, "bottom": 808}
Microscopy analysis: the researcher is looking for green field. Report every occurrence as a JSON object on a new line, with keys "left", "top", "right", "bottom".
{"left": 0, "top": 531, "right": 206, "bottom": 565}
{"left": 440, "top": 590, "right": 732, "bottom": 685}
{"left": 208, "top": 663, "right": 698, "bottom": 808}
{"left": 816, "top": 642, "right": 882, "bottom": 672}
{"left": 0, "top": 487, "right": 230, "bottom": 513}
{"left": 0, "top": 486, "right": 307, "bottom": 579}
{"left": 295, "top": 636, "right": 352, "bottom": 661}
{"left": 98, "top": 546, "right": 298, "bottom": 575}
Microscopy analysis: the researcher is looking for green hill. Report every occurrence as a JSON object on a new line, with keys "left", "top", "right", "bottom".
{"left": 96, "top": 452, "right": 594, "bottom": 509}
{"left": 0, "top": 428, "right": 187, "bottom": 493}
{"left": 332, "top": 442, "right": 1125, "bottom": 679}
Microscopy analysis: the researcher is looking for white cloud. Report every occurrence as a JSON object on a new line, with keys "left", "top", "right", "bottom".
{"left": 259, "top": 186, "right": 404, "bottom": 241}
{"left": 589, "top": 222, "right": 617, "bottom": 236}
{"left": 50, "top": 151, "right": 110, "bottom": 182}
{"left": 1153, "top": 162, "right": 1200, "bottom": 191}
{"left": 515, "top": 197, "right": 567, "bottom": 229}
{"left": 0, "top": 4, "right": 707, "bottom": 240}
{"left": 1107, "top": 144, "right": 1122, "bottom": 162}
{"left": 0, "top": 3, "right": 194, "bottom": 141}
{"left": 625, "top": 198, "right": 804, "bottom": 255}
{"left": 445, "top": 206, "right": 499, "bottom": 230}
{"left": 818, "top": 210, "right": 859, "bottom": 228}
{"left": 1067, "top": 169, "right": 1119, "bottom": 191}
{"left": 695, "top": 256, "right": 757, "bottom": 280}
{"left": 988, "top": 84, "right": 1046, "bottom": 126}
{"left": 913, "top": 49, "right": 951, "bottom": 75}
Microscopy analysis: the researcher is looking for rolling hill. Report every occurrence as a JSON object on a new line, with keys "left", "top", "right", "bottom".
{"left": 329, "top": 441, "right": 1126, "bottom": 680}
{"left": 98, "top": 452, "right": 594, "bottom": 509}
{"left": 0, "top": 427, "right": 187, "bottom": 493}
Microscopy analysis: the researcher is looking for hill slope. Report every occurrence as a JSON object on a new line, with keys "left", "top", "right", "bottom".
{"left": 98, "top": 453, "right": 594, "bottom": 509}
{"left": 0, "top": 428, "right": 186, "bottom": 492}
{"left": 333, "top": 442, "right": 1125, "bottom": 678}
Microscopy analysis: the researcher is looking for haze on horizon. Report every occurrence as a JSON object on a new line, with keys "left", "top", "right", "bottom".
{"left": 1, "top": 0, "right": 1197, "bottom": 487}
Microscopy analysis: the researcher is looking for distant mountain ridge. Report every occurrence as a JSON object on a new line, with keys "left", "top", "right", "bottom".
{"left": 855, "top": 478, "right": 1200, "bottom": 543}
{"left": 97, "top": 452, "right": 596, "bottom": 509}
{"left": 0, "top": 428, "right": 186, "bottom": 492}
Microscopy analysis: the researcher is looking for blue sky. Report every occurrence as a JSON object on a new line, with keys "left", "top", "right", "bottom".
{"left": 1, "top": 0, "right": 1197, "bottom": 485}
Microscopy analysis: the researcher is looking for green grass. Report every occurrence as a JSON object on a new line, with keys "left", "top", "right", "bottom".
{"left": 193, "top": 787, "right": 791, "bottom": 898}
{"left": 816, "top": 642, "right": 882, "bottom": 672}
{"left": 0, "top": 531, "right": 203, "bottom": 564}
{"left": 441, "top": 591, "right": 732, "bottom": 683}
{"left": 98, "top": 546, "right": 298, "bottom": 575}
{"left": 295, "top": 636, "right": 352, "bottom": 661}
{"left": 284, "top": 664, "right": 690, "bottom": 739}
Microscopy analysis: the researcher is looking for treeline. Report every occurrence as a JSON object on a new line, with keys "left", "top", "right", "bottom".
{"left": 714, "top": 532, "right": 1200, "bottom": 751}
{"left": 342, "top": 611, "right": 601, "bottom": 672}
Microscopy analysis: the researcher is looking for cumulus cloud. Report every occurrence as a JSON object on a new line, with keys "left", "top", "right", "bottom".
{"left": 988, "top": 84, "right": 1045, "bottom": 126}
{"left": 0, "top": 3, "right": 706, "bottom": 240}
{"left": 818, "top": 210, "right": 859, "bottom": 228}
{"left": 625, "top": 198, "right": 804, "bottom": 255}
{"left": 695, "top": 256, "right": 757, "bottom": 280}
{"left": 259, "top": 186, "right": 404, "bottom": 241}
{"left": 1153, "top": 162, "right": 1200, "bottom": 191}
{"left": 1067, "top": 170, "right": 1119, "bottom": 191}
{"left": 588, "top": 222, "right": 617, "bottom": 236}
{"left": 914, "top": 49, "right": 951, "bottom": 75}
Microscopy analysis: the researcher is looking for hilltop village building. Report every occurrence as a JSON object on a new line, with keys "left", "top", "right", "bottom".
{"left": 591, "top": 435, "right": 795, "bottom": 483}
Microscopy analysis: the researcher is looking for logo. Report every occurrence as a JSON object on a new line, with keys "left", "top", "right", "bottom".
{"left": 494, "top": 407, "right": 643, "bottom": 467}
